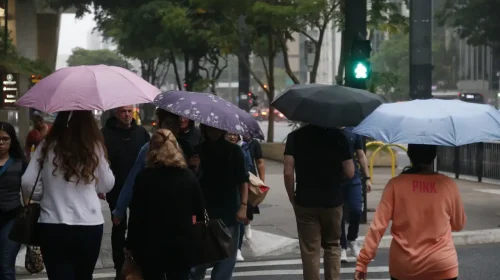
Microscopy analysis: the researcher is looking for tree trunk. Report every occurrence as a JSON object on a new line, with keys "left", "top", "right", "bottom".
{"left": 279, "top": 35, "right": 300, "bottom": 84}
{"left": 170, "top": 51, "right": 182, "bottom": 90}
{"left": 336, "top": 30, "right": 346, "bottom": 85}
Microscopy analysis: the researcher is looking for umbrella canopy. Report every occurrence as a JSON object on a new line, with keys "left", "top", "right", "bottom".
{"left": 353, "top": 99, "right": 500, "bottom": 146}
{"left": 16, "top": 65, "right": 161, "bottom": 113}
{"left": 153, "top": 91, "right": 265, "bottom": 140}
{"left": 271, "top": 84, "right": 384, "bottom": 128}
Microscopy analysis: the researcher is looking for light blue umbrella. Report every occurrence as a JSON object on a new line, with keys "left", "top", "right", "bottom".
{"left": 353, "top": 99, "right": 500, "bottom": 146}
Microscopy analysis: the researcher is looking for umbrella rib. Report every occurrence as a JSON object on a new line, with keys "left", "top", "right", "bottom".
{"left": 91, "top": 68, "right": 104, "bottom": 109}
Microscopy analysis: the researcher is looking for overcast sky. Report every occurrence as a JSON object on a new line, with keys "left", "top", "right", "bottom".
{"left": 57, "top": 13, "right": 95, "bottom": 55}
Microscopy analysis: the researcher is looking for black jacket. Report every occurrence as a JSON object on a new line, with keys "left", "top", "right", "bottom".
{"left": 101, "top": 117, "right": 150, "bottom": 203}
{"left": 126, "top": 166, "right": 205, "bottom": 257}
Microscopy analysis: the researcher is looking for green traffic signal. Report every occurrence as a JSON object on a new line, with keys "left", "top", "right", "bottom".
{"left": 354, "top": 62, "right": 369, "bottom": 79}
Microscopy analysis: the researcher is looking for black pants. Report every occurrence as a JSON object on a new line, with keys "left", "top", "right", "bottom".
{"left": 38, "top": 223, "right": 103, "bottom": 280}
{"left": 108, "top": 201, "right": 128, "bottom": 273}
{"left": 391, "top": 277, "right": 457, "bottom": 280}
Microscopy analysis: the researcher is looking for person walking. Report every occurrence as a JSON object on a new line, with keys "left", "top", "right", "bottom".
{"left": 111, "top": 109, "right": 194, "bottom": 225}
{"left": 21, "top": 110, "right": 115, "bottom": 280}
{"left": 101, "top": 105, "right": 150, "bottom": 279}
{"left": 25, "top": 112, "right": 51, "bottom": 161}
{"left": 241, "top": 135, "right": 265, "bottom": 241}
{"left": 225, "top": 134, "right": 252, "bottom": 262}
{"left": 0, "top": 122, "right": 27, "bottom": 280}
{"left": 355, "top": 144, "right": 466, "bottom": 280}
{"left": 178, "top": 117, "right": 201, "bottom": 147}
{"left": 126, "top": 129, "right": 204, "bottom": 280}
{"left": 190, "top": 126, "right": 249, "bottom": 280}
{"left": 283, "top": 125, "right": 354, "bottom": 280}
{"left": 339, "top": 127, "right": 372, "bottom": 262}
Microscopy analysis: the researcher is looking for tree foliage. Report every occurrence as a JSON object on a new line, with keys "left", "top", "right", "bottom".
{"left": 370, "top": 33, "right": 458, "bottom": 101}
{"left": 437, "top": 0, "right": 500, "bottom": 50}
{"left": 66, "top": 47, "right": 129, "bottom": 68}
{"left": 0, "top": 30, "right": 51, "bottom": 75}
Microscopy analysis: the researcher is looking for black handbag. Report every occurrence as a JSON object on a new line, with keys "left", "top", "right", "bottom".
{"left": 9, "top": 166, "right": 43, "bottom": 246}
{"left": 186, "top": 210, "right": 232, "bottom": 266}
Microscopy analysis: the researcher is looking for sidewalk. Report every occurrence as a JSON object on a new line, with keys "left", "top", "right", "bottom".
{"left": 243, "top": 160, "right": 500, "bottom": 257}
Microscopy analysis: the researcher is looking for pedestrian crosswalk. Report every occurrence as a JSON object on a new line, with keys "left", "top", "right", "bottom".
{"left": 206, "top": 257, "right": 391, "bottom": 279}
{"left": 19, "top": 257, "right": 391, "bottom": 280}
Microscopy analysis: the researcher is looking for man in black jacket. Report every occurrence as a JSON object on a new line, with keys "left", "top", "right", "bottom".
{"left": 101, "top": 105, "right": 150, "bottom": 280}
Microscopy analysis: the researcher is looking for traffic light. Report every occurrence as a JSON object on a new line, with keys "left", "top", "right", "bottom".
{"left": 248, "top": 92, "right": 258, "bottom": 108}
{"left": 30, "top": 74, "right": 42, "bottom": 85}
{"left": 345, "top": 35, "right": 372, "bottom": 89}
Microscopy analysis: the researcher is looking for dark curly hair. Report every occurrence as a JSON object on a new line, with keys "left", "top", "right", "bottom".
{"left": 0, "top": 122, "right": 26, "bottom": 161}
{"left": 40, "top": 111, "right": 107, "bottom": 184}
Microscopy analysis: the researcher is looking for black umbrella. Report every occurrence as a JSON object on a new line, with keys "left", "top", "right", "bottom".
{"left": 271, "top": 84, "right": 384, "bottom": 128}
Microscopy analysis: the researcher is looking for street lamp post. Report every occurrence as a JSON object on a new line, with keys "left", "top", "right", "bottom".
{"left": 304, "top": 40, "right": 315, "bottom": 84}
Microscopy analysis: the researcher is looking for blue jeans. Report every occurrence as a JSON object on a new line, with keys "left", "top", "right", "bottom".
{"left": 190, "top": 225, "right": 240, "bottom": 280}
{"left": 0, "top": 218, "right": 21, "bottom": 280}
{"left": 340, "top": 183, "right": 362, "bottom": 249}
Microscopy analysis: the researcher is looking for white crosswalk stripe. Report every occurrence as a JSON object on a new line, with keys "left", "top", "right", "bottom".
{"left": 20, "top": 258, "right": 391, "bottom": 280}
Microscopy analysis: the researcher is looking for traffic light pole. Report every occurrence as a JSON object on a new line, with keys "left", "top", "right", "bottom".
{"left": 237, "top": 15, "right": 251, "bottom": 112}
{"left": 409, "top": 0, "right": 433, "bottom": 100}
{"left": 344, "top": 0, "right": 369, "bottom": 224}
{"left": 344, "top": 0, "right": 367, "bottom": 90}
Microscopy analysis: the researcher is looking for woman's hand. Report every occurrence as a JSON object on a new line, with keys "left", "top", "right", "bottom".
{"left": 236, "top": 205, "right": 247, "bottom": 222}
{"left": 354, "top": 271, "right": 367, "bottom": 280}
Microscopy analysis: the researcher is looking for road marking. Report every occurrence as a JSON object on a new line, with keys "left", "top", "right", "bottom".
{"left": 23, "top": 267, "right": 390, "bottom": 279}
{"left": 475, "top": 189, "right": 500, "bottom": 195}
{"left": 231, "top": 257, "right": 358, "bottom": 267}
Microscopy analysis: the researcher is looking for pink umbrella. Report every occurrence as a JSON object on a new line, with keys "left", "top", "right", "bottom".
{"left": 16, "top": 65, "right": 161, "bottom": 113}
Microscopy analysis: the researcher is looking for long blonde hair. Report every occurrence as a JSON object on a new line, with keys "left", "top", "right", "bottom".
{"left": 146, "top": 129, "right": 186, "bottom": 168}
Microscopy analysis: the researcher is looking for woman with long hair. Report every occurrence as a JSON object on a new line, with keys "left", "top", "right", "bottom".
{"left": 355, "top": 144, "right": 466, "bottom": 280}
{"left": 21, "top": 111, "right": 115, "bottom": 280}
{"left": 126, "top": 129, "right": 204, "bottom": 280}
{"left": 0, "top": 122, "right": 26, "bottom": 280}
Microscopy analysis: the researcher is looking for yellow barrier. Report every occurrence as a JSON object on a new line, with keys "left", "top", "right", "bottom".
{"left": 367, "top": 142, "right": 408, "bottom": 179}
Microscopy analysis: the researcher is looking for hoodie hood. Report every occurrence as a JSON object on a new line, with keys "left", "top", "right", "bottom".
{"left": 104, "top": 116, "right": 138, "bottom": 131}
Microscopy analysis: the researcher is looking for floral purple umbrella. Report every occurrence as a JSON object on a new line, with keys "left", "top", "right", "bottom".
{"left": 153, "top": 91, "right": 265, "bottom": 140}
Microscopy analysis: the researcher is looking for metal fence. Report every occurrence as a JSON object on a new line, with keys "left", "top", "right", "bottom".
{"left": 437, "top": 142, "right": 500, "bottom": 182}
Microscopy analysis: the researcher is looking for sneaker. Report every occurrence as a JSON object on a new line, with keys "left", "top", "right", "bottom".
{"left": 244, "top": 224, "right": 253, "bottom": 240}
{"left": 236, "top": 249, "right": 244, "bottom": 262}
{"left": 340, "top": 249, "right": 348, "bottom": 263}
{"left": 348, "top": 240, "right": 360, "bottom": 257}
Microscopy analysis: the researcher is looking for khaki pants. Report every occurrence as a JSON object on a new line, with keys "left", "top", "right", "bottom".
{"left": 295, "top": 205, "right": 343, "bottom": 280}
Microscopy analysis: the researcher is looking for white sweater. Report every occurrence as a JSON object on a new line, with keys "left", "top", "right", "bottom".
{"left": 21, "top": 142, "right": 115, "bottom": 226}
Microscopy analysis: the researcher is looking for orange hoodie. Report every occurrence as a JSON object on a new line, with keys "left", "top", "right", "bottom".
{"left": 356, "top": 174, "right": 466, "bottom": 280}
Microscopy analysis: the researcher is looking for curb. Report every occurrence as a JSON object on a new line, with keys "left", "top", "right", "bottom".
{"left": 261, "top": 228, "right": 500, "bottom": 257}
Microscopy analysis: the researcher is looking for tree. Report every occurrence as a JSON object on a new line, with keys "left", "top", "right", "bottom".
{"left": 66, "top": 47, "right": 129, "bottom": 68}
{"left": 437, "top": 0, "right": 500, "bottom": 50}
{"left": 0, "top": 29, "right": 51, "bottom": 75}
{"left": 370, "top": 33, "right": 458, "bottom": 101}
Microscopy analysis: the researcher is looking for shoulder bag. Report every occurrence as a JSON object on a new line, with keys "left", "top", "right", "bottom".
{"left": 186, "top": 210, "right": 232, "bottom": 266}
{"left": 9, "top": 164, "right": 43, "bottom": 246}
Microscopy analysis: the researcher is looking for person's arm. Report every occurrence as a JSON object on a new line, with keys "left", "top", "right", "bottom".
{"left": 189, "top": 172, "right": 206, "bottom": 223}
{"left": 283, "top": 133, "right": 295, "bottom": 206}
{"left": 253, "top": 140, "right": 266, "bottom": 182}
{"left": 234, "top": 146, "right": 249, "bottom": 222}
{"left": 356, "top": 181, "right": 395, "bottom": 274}
{"left": 355, "top": 136, "right": 372, "bottom": 191}
{"left": 21, "top": 144, "right": 44, "bottom": 202}
{"left": 95, "top": 145, "right": 115, "bottom": 194}
{"left": 111, "top": 144, "right": 148, "bottom": 222}
{"left": 338, "top": 133, "right": 355, "bottom": 178}
{"left": 125, "top": 172, "right": 146, "bottom": 251}
{"left": 24, "top": 131, "right": 35, "bottom": 160}
{"left": 448, "top": 180, "right": 466, "bottom": 231}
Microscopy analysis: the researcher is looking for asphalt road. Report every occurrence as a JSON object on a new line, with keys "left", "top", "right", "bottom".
{"left": 18, "top": 243, "right": 500, "bottom": 279}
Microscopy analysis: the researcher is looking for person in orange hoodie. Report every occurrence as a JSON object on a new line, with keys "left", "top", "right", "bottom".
{"left": 355, "top": 144, "right": 466, "bottom": 280}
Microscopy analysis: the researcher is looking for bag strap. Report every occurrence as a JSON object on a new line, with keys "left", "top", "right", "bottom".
{"left": 0, "top": 158, "right": 13, "bottom": 177}
{"left": 27, "top": 163, "right": 43, "bottom": 203}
